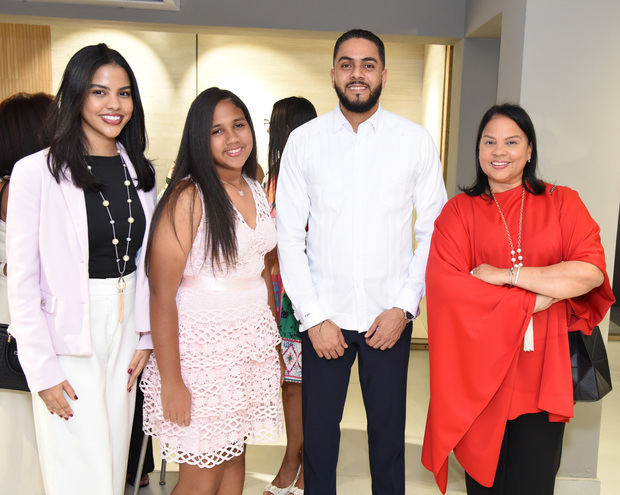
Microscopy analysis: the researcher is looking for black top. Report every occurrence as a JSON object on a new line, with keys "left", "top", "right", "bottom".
{"left": 84, "top": 155, "right": 146, "bottom": 279}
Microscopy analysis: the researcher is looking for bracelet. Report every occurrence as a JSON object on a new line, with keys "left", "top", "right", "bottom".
{"left": 514, "top": 265, "right": 522, "bottom": 285}
{"left": 509, "top": 267, "right": 514, "bottom": 286}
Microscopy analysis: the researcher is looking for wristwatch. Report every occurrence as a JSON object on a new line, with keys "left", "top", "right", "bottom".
{"left": 400, "top": 308, "right": 415, "bottom": 322}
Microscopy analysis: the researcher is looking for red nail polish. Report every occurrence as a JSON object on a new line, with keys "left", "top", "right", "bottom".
{"left": 128, "top": 368, "right": 133, "bottom": 374}
{"left": 74, "top": 395, "right": 78, "bottom": 400}
{"left": 50, "top": 411, "right": 54, "bottom": 415}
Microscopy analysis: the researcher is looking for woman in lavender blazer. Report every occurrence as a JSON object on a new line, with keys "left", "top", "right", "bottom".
{"left": 6, "top": 44, "right": 156, "bottom": 495}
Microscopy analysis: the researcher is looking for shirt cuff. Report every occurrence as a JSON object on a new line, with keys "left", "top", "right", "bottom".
{"left": 393, "top": 288, "right": 423, "bottom": 319}
{"left": 294, "top": 302, "right": 330, "bottom": 332}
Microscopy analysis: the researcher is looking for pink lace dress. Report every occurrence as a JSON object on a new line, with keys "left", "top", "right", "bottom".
{"left": 141, "top": 177, "right": 283, "bottom": 468}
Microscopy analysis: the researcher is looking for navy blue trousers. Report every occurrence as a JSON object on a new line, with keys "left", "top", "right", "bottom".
{"left": 301, "top": 324, "right": 412, "bottom": 495}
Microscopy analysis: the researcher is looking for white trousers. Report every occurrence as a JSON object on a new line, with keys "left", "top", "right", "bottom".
{"left": 32, "top": 274, "right": 139, "bottom": 495}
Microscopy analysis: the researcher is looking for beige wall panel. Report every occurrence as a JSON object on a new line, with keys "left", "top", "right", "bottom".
{"left": 50, "top": 27, "right": 196, "bottom": 188}
{"left": 0, "top": 23, "right": 52, "bottom": 100}
{"left": 381, "top": 41, "right": 424, "bottom": 123}
{"left": 421, "top": 44, "right": 446, "bottom": 152}
{"left": 197, "top": 33, "right": 425, "bottom": 170}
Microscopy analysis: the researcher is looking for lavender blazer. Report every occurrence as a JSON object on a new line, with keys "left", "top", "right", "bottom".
{"left": 6, "top": 146, "right": 156, "bottom": 392}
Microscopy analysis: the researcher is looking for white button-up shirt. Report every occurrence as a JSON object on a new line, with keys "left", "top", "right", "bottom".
{"left": 276, "top": 105, "right": 447, "bottom": 332}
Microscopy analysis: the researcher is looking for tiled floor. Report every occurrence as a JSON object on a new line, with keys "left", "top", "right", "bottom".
{"left": 128, "top": 342, "right": 620, "bottom": 495}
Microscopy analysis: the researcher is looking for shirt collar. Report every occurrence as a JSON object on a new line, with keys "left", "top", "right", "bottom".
{"left": 332, "top": 103, "right": 383, "bottom": 134}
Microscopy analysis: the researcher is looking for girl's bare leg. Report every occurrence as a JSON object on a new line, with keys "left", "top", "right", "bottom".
{"left": 173, "top": 452, "right": 245, "bottom": 495}
{"left": 215, "top": 451, "right": 245, "bottom": 495}
{"left": 264, "top": 382, "right": 303, "bottom": 492}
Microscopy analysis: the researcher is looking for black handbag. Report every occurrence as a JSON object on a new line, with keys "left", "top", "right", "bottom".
{"left": 569, "top": 326, "right": 612, "bottom": 402}
{"left": 0, "top": 323, "right": 29, "bottom": 391}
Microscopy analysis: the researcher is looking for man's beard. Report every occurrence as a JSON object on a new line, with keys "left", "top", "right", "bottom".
{"left": 335, "top": 81, "right": 382, "bottom": 114}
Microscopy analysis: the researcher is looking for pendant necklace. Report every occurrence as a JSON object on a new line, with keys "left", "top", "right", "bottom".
{"left": 221, "top": 179, "right": 245, "bottom": 196}
{"left": 87, "top": 148, "right": 135, "bottom": 322}
{"left": 490, "top": 187, "right": 525, "bottom": 268}
{"left": 490, "top": 187, "right": 534, "bottom": 352}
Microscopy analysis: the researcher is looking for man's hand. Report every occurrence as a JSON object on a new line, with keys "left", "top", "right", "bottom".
{"left": 365, "top": 308, "right": 407, "bottom": 350}
{"left": 307, "top": 320, "right": 348, "bottom": 359}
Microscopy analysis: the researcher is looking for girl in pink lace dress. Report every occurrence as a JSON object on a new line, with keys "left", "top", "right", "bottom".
{"left": 141, "top": 87, "right": 283, "bottom": 494}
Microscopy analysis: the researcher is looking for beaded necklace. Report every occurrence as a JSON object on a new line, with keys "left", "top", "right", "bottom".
{"left": 87, "top": 148, "right": 135, "bottom": 322}
{"left": 490, "top": 186, "right": 534, "bottom": 352}
{"left": 490, "top": 187, "right": 525, "bottom": 269}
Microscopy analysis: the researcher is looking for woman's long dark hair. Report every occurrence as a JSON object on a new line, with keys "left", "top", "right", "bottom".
{"left": 0, "top": 92, "right": 54, "bottom": 176}
{"left": 146, "top": 87, "right": 259, "bottom": 271}
{"left": 266, "top": 96, "right": 316, "bottom": 198}
{"left": 47, "top": 43, "right": 155, "bottom": 191}
{"left": 462, "top": 103, "right": 545, "bottom": 197}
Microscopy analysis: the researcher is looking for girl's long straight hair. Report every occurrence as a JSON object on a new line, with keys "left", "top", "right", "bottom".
{"left": 47, "top": 43, "right": 155, "bottom": 191}
{"left": 266, "top": 96, "right": 316, "bottom": 200}
{"left": 146, "top": 87, "right": 258, "bottom": 271}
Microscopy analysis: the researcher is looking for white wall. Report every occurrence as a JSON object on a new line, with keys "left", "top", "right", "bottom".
{"left": 450, "top": 37, "right": 500, "bottom": 197}
{"left": 519, "top": 5, "right": 620, "bottom": 488}
{"left": 466, "top": 0, "right": 527, "bottom": 103}
{"left": 519, "top": 0, "right": 620, "bottom": 284}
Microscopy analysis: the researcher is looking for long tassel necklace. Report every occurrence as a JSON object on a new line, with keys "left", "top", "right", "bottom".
{"left": 490, "top": 188, "right": 525, "bottom": 268}
{"left": 87, "top": 148, "right": 134, "bottom": 322}
{"left": 490, "top": 187, "right": 534, "bottom": 351}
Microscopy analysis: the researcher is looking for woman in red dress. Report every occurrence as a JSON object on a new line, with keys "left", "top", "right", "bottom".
{"left": 422, "top": 104, "right": 614, "bottom": 494}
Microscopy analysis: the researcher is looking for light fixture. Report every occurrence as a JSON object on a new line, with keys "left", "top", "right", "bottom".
{"left": 21, "top": 0, "right": 181, "bottom": 11}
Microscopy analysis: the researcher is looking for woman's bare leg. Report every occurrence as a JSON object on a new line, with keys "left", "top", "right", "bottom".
{"left": 264, "top": 382, "right": 303, "bottom": 492}
{"left": 293, "top": 453, "right": 304, "bottom": 490}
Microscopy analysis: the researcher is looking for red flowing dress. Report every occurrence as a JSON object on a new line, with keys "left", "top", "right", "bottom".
{"left": 421, "top": 184, "right": 614, "bottom": 493}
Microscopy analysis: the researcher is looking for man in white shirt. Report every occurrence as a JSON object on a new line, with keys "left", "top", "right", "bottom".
{"left": 276, "top": 29, "right": 447, "bottom": 495}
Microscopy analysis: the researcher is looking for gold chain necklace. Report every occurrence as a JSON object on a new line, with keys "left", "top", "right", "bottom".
{"left": 490, "top": 188, "right": 525, "bottom": 268}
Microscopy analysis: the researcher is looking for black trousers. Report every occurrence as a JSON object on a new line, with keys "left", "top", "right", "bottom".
{"left": 465, "top": 412, "right": 565, "bottom": 495}
{"left": 301, "top": 323, "right": 412, "bottom": 495}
